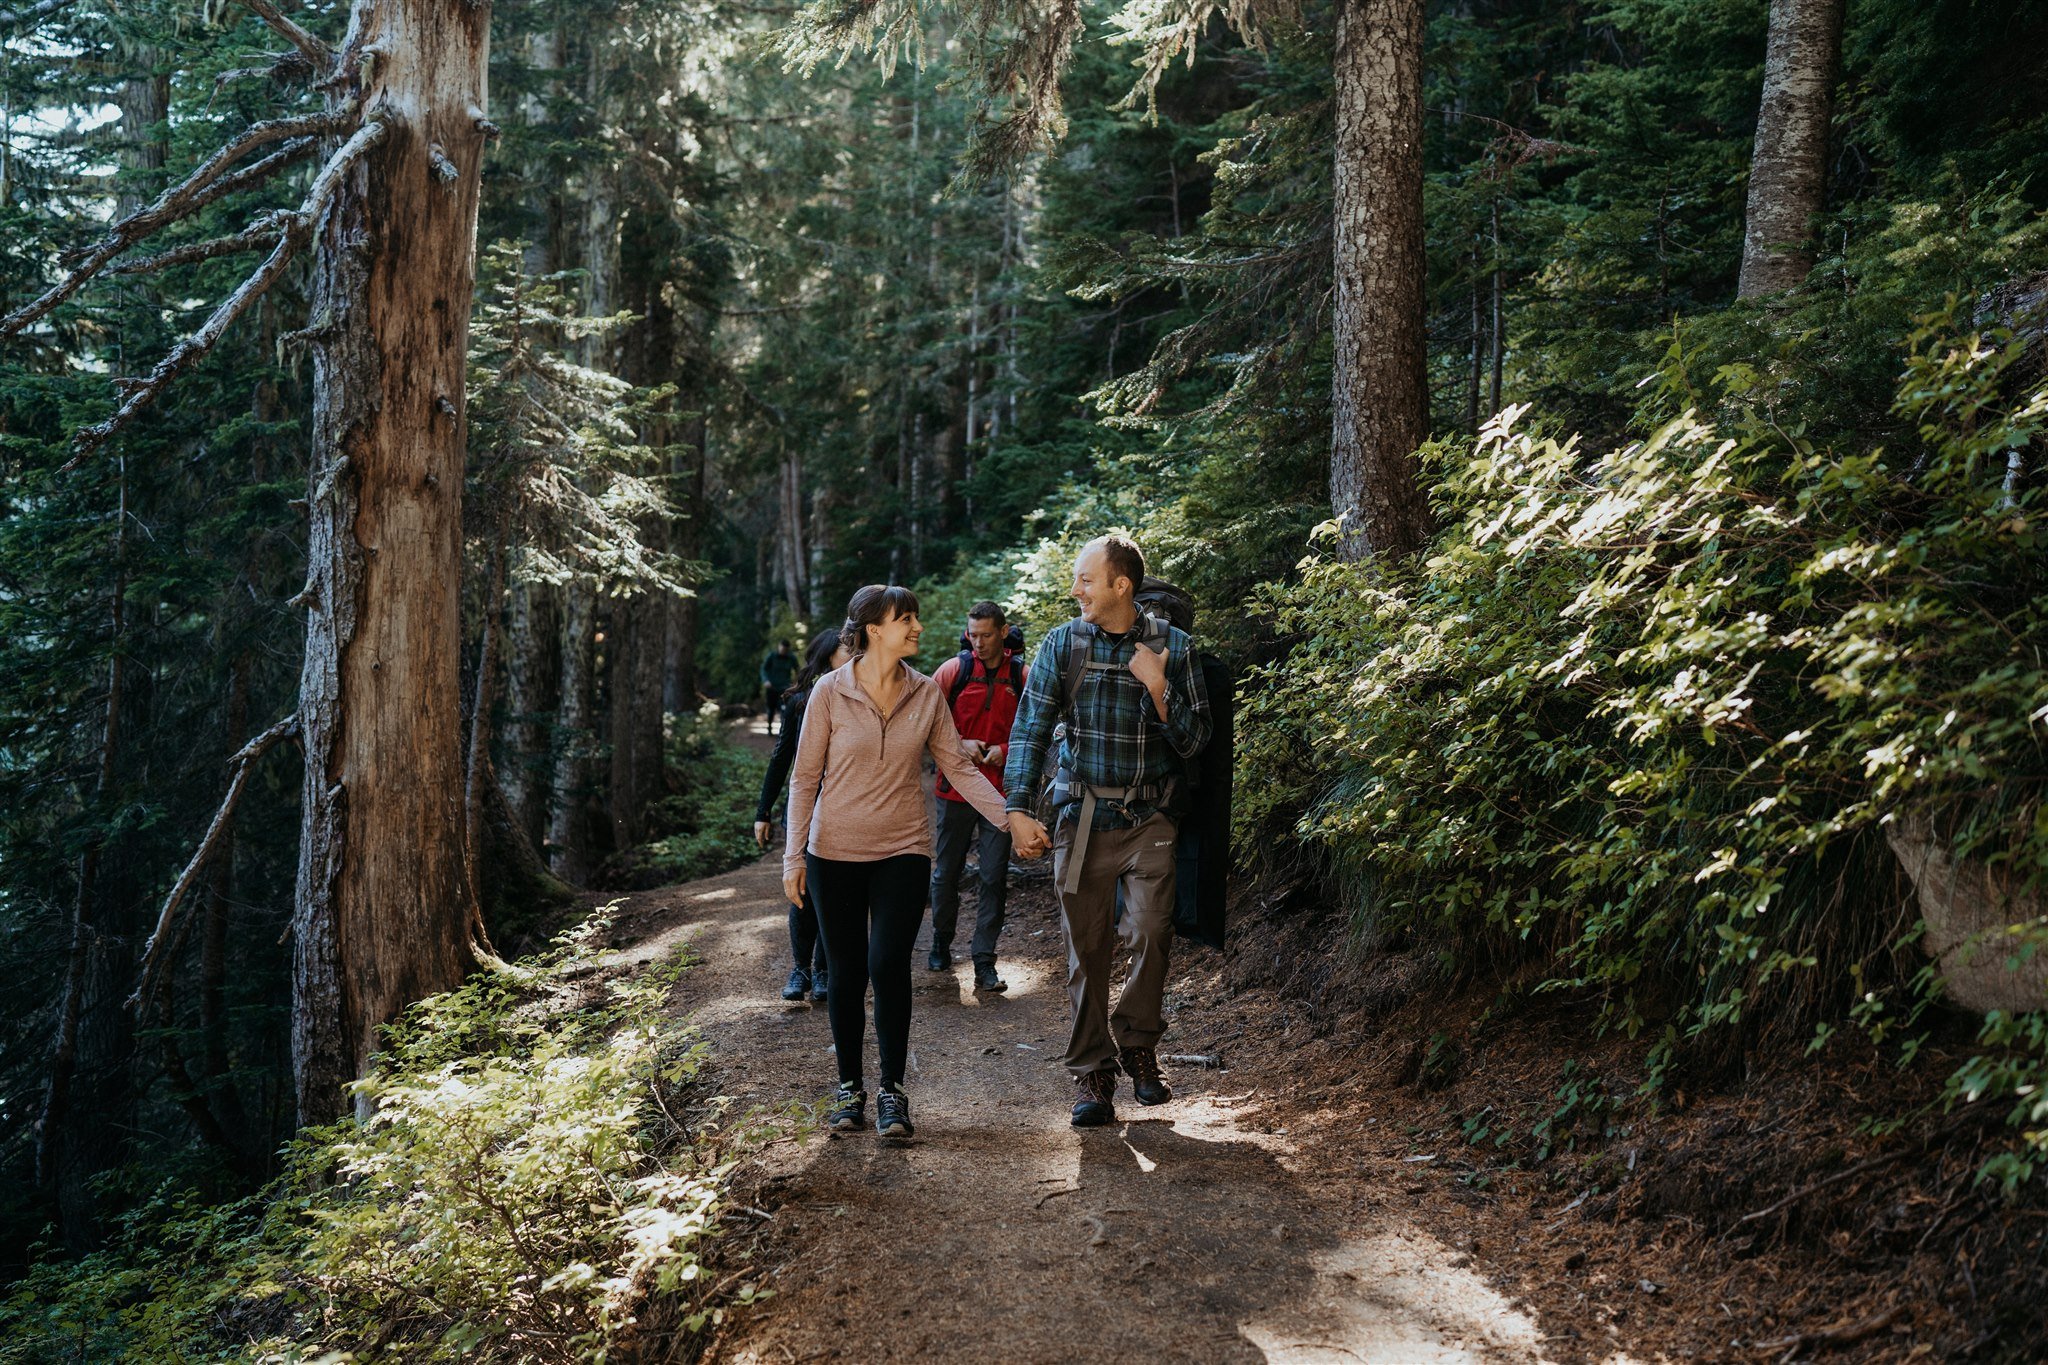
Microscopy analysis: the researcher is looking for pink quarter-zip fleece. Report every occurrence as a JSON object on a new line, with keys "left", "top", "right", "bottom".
{"left": 783, "top": 659, "right": 1010, "bottom": 877}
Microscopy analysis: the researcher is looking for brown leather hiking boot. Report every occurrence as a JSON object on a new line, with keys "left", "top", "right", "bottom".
{"left": 1071, "top": 1069, "right": 1116, "bottom": 1127}
{"left": 1119, "top": 1046, "right": 1172, "bottom": 1106}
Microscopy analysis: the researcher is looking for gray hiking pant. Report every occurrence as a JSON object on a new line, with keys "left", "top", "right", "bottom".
{"left": 929, "top": 797, "right": 1011, "bottom": 963}
{"left": 1052, "top": 810, "right": 1177, "bottom": 1077}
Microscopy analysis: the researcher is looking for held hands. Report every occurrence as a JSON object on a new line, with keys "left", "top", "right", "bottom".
{"left": 1007, "top": 811, "right": 1050, "bottom": 860}
{"left": 783, "top": 864, "right": 806, "bottom": 908}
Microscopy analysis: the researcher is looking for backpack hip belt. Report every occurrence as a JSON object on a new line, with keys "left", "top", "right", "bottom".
{"left": 1056, "top": 777, "right": 1176, "bottom": 895}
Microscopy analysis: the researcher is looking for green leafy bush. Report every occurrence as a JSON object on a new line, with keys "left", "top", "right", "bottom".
{"left": 614, "top": 709, "right": 771, "bottom": 888}
{"left": 1241, "top": 322, "right": 2048, "bottom": 1175}
{"left": 0, "top": 914, "right": 776, "bottom": 1362}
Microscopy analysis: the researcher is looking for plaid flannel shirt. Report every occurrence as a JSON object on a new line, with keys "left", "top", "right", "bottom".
{"left": 1003, "top": 617, "right": 1212, "bottom": 831}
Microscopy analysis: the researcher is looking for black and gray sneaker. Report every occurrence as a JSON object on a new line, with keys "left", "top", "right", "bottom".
{"left": 876, "top": 1084, "right": 914, "bottom": 1139}
{"left": 926, "top": 946, "right": 952, "bottom": 972}
{"left": 782, "top": 967, "right": 811, "bottom": 1002}
{"left": 972, "top": 960, "right": 1008, "bottom": 993}
{"left": 827, "top": 1086, "right": 867, "bottom": 1132}
{"left": 810, "top": 966, "right": 828, "bottom": 1005}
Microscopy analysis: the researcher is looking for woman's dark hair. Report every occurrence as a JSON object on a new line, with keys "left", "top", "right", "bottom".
{"left": 842, "top": 584, "right": 920, "bottom": 658}
{"left": 794, "top": 627, "right": 843, "bottom": 691}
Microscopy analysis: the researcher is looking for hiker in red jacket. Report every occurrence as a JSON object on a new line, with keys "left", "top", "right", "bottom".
{"left": 926, "top": 601, "right": 1025, "bottom": 993}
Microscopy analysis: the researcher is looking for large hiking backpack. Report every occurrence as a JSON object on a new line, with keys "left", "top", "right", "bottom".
{"left": 1054, "top": 576, "right": 1235, "bottom": 948}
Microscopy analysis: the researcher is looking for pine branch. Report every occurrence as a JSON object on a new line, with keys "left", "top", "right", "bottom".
{"left": 128, "top": 715, "right": 301, "bottom": 1016}
{"left": 0, "top": 0, "right": 73, "bottom": 29}
{"left": 66, "top": 118, "right": 389, "bottom": 465}
{"left": 240, "top": 0, "right": 336, "bottom": 75}
{"left": 1, "top": 113, "right": 348, "bottom": 340}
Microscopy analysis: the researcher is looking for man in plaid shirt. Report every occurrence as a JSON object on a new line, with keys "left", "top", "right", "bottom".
{"left": 1005, "top": 534, "right": 1212, "bottom": 1127}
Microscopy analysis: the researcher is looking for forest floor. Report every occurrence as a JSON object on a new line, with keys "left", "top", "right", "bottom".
{"left": 586, "top": 721, "right": 2035, "bottom": 1364}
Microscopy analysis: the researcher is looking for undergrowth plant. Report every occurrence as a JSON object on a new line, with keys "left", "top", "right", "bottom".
{"left": 0, "top": 912, "right": 782, "bottom": 1363}
{"left": 1240, "top": 321, "right": 2048, "bottom": 1182}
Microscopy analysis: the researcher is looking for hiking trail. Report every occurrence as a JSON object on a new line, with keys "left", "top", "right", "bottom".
{"left": 595, "top": 719, "right": 1576, "bottom": 1364}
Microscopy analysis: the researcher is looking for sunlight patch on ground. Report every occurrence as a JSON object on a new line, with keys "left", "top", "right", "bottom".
{"left": 691, "top": 886, "right": 737, "bottom": 901}
{"left": 1239, "top": 1230, "right": 1551, "bottom": 1363}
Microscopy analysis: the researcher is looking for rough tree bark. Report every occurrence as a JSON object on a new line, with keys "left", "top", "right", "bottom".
{"left": 663, "top": 415, "right": 707, "bottom": 713}
{"left": 1737, "top": 0, "right": 1843, "bottom": 300}
{"left": 548, "top": 582, "right": 598, "bottom": 884}
{"left": 1329, "top": 0, "right": 1432, "bottom": 562}
{"left": 293, "top": 0, "right": 493, "bottom": 1127}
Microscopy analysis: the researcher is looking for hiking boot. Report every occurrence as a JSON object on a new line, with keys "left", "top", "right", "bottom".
{"left": 781, "top": 967, "right": 811, "bottom": 1002}
{"left": 810, "top": 966, "right": 828, "bottom": 1004}
{"left": 1071, "top": 1069, "right": 1117, "bottom": 1128}
{"left": 876, "top": 1084, "right": 914, "bottom": 1139}
{"left": 972, "top": 960, "right": 1008, "bottom": 993}
{"left": 827, "top": 1086, "right": 867, "bottom": 1132}
{"left": 926, "top": 946, "right": 952, "bottom": 972}
{"left": 1119, "top": 1047, "right": 1172, "bottom": 1106}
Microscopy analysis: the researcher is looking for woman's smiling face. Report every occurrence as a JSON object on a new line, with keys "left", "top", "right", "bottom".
{"left": 869, "top": 606, "right": 923, "bottom": 657}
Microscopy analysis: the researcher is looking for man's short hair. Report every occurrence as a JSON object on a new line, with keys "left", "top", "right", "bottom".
{"left": 967, "top": 600, "right": 1006, "bottom": 627}
{"left": 778, "top": 639, "right": 791, "bottom": 648}
{"left": 1096, "top": 534, "right": 1146, "bottom": 594}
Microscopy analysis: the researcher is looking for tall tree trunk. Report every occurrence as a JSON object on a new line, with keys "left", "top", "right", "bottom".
{"left": 293, "top": 0, "right": 492, "bottom": 1127}
{"left": 499, "top": 578, "right": 557, "bottom": 844}
{"left": 664, "top": 415, "right": 707, "bottom": 713}
{"left": 1738, "top": 0, "right": 1843, "bottom": 299}
{"left": 548, "top": 582, "right": 598, "bottom": 884}
{"left": 1329, "top": 0, "right": 1432, "bottom": 562}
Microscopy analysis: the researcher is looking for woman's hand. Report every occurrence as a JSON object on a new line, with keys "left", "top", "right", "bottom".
{"left": 753, "top": 820, "right": 771, "bottom": 849}
{"left": 783, "top": 865, "right": 806, "bottom": 907}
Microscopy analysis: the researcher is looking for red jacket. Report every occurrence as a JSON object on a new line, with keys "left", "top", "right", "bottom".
{"left": 931, "top": 649, "right": 1022, "bottom": 803}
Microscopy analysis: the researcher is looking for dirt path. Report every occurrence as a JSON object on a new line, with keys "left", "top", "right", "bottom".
{"left": 600, "top": 728, "right": 1565, "bottom": 1363}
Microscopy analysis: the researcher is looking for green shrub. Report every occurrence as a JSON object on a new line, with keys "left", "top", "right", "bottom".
{"left": 615, "top": 708, "right": 771, "bottom": 888}
{"left": 1241, "top": 322, "right": 2048, "bottom": 1176}
{"left": 0, "top": 913, "right": 779, "bottom": 1362}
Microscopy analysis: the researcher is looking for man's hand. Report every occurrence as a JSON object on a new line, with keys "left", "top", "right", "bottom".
{"left": 1007, "top": 811, "right": 1050, "bottom": 859}
{"left": 753, "top": 820, "right": 772, "bottom": 849}
{"left": 985, "top": 743, "right": 1005, "bottom": 766}
{"left": 783, "top": 865, "right": 806, "bottom": 907}
{"left": 1127, "top": 639, "right": 1169, "bottom": 719}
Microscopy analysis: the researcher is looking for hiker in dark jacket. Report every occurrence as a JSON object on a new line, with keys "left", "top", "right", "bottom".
{"left": 755, "top": 629, "right": 848, "bottom": 1003}
{"left": 760, "top": 640, "right": 798, "bottom": 735}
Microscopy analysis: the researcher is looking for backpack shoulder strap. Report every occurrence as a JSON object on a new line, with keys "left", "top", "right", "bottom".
{"left": 1008, "top": 653, "right": 1025, "bottom": 695}
{"left": 944, "top": 650, "right": 975, "bottom": 708}
{"left": 1061, "top": 622, "right": 1096, "bottom": 714}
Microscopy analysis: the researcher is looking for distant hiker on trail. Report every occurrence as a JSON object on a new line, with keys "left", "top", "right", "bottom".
{"left": 926, "top": 601, "right": 1025, "bottom": 994}
{"left": 1005, "top": 534, "right": 1212, "bottom": 1128}
{"left": 784, "top": 585, "right": 1040, "bottom": 1141}
{"left": 760, "top": 639, "right": 797, "bottom": 735}
{"left": 755, "top": 628, "right": 850, "bottom": 1006}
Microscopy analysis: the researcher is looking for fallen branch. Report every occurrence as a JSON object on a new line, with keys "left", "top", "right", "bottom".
{"left": 241, "top": 0, "right": 335, "bottom": 74}
{"left": 1034, "top": 1184, "right": 1080, "bottom": 1208}
{"left": 2, "top": 112, "right": 346, "bottom": 340}
{"left": 128, "top": 715, "right": 299, "bottom": 1013}
{"left": 1756, "top": 1304, "right": 1906, "bottom": 1355}
{"left": 67, "top": 118, "right": 388, "bottom": 464}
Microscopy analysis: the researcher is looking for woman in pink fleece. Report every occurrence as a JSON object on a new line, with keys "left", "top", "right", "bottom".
{"left": 783, "top": 584, "right": 1020, "bottom": 1139}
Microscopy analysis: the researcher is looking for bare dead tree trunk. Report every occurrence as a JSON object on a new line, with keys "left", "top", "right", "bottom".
{"left": 781, "top": 449, "right": 809, "bottom": 619}
{"left": 293, "top": 0, "right": 492, "bottom": 1127}
{"left": 1466, "top": 241, "right": 1482, "bottom": 433}
{"left": 1329, "top": 0, "right": 1432, "bottom": 562}
{"left": 1738, "top": 0, "right": 1843, "bottom": 299}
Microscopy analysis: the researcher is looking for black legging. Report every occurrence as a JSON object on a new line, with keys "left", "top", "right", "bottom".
{"left": 789, "top": 896, "right": 828, "bottom": 974}
{"left": 806, "top": 852, "right": 930, "bottom": 1089}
